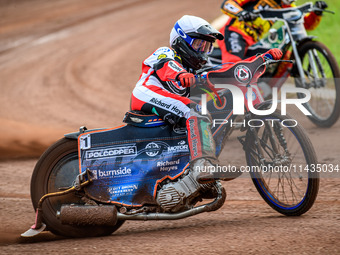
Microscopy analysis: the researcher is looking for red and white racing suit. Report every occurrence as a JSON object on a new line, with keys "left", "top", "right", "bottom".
{"left": 131, "top": 47, "right": 191, "bottom": 125}
{"left": 131, "top": 47, "right": 217, "bottom": 163}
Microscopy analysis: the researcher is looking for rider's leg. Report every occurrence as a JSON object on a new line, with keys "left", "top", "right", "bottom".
{"left": 131, "top": 86, "right": 218, "bottom": 183}
{"left": 186, "top": 107, "right": 218, "bottom": 184}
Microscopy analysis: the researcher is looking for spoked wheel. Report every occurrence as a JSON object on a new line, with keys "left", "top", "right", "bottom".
{"left": 30, "top": 138, "right": 125, "bottom": 237}
{"left": 295, "top": 40, "right": 340, "bottom": 127}
{"left": 245, "top": 111, "right": 319, "bottom": 216}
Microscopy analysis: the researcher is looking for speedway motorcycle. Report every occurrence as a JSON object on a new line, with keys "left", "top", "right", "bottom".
{"left": 208, "top": 2, "right": 340, "bottom": 127}
{"left": 22, "top": 56, "right": 319, "bottom": 238}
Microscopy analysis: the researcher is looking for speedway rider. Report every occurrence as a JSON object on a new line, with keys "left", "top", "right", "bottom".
{"left": 218, "top": 0, "right": 328, "bottom": 63}
{"left": 131, "top": 15, "right": 282, "bottom": 183}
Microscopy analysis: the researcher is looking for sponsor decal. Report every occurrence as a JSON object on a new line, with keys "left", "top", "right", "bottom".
{"left": 160, "top": 165, "right": 178, "bottom": 171}
{"left": 176, "top": 27, "right": 187, "bottom": 39}
{"left": 168, "top": 61, "right": 184, "bottom": 72}
{"left": 153, "top": 47, "right": 171, "bottom": 55}
{"left": 167, "top": 140, "right": 189, "bottom": 153}
{"left": 234, "top": 65, "right": 252, "bottom": 83}
{"left": 92, "top": 167, "right": 132, "bottom": 179}
{"left": 157, "top": 159, "right": 180, "bottom": 167}
{"left": 150, "top": 98, "right": 172, "bottom": 109}
{"left": 188, "top": 118, "right": 200, "bottom": 157}
{"left": 188, "top": 118, "right": 197, "bottom": 139}
{"left": 157, "top": 159, "right": 180, "bottom": 172}
{"left": 191, "top": 139, "right": 199, "bottom": 157}
{"left": 145, "top": 142, "right": 161, "bottom": 157}
{"left": 85, "top": 145, "right": 137, "bottom": 159}
{"left": 195, "top": 104, "right": 202, "bottom": 112}
{"left": 144, "top": 140, "right": 188, "bottom": 157}
{"left": 150, "top": 98, "right": 184, "bottom": 116}
{"left": 189, "top": 118, "right": 201, "bottom": 160}
{"left": 108, "top": 184, "right": 138, "bottom": 196}
{"left": 170, "top": 105, "right": 184, "bottom": 117}
{"left": 79, "top": 134, "right": 91, "bottom": 150}
{"left": 229, "top": 32, "right": 242, "bottom": 53}
{"left": 224, "top": 2, "right": 241, "bottom": 14}
{"left": 157, "top": 54, "right": 167, "bottom": 60}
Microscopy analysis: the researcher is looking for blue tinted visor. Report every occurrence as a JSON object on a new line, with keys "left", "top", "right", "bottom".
{"left": 174, "top": 22, "right": 213, "bottom": 54}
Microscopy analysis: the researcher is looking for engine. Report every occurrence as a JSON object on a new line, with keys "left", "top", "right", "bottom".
{"left": 156, "top": 169, "right": 213, "bottom": 212}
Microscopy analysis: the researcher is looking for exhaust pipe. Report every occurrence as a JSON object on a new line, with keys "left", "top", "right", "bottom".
{"left": 57, "top": 205, "right": 117, "bottom": 226}
{"left": 57, "top": 185, "right": 226, "bottom": 224}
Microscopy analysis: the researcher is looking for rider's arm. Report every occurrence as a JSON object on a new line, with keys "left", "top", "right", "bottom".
{"left": 154, "top": 59, "right": 195, "bottom": 87}
{"left": 154, "top": 59, "right": 187, "bottom": 82}
{"left": 304, "top": 12, "right": 321, "bottom": 31}
{"left": 242, "top": 49, "right": 283, "bottom": 62}
{"left": 145, "top": 47, "right": 187, "bottom": 82}
{"left": 304, "top": 1, "right": 328, "bottom": 30}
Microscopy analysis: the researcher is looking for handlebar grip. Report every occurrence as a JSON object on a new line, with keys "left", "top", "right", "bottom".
{"left": 312, "top": 7, "right": 335, "bottom": 14}
{"left": 194, "top": 74, "right": 208, "bottom": 87}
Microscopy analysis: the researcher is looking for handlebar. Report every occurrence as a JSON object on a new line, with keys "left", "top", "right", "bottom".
{"left": 252, "top": 2, "right": 333, "bottom": 22}
{"left": 263, "top": 58, "right": 294, "bottom": 66}
{"left": 196, "top": 57, "right": 294, "bottom": 89}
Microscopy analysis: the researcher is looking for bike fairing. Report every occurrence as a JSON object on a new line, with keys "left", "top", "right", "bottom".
{"left": 78, "top": 123, "right": 190, "bottom": 207}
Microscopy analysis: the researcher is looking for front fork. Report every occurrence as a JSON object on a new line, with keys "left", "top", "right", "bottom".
{"left": 238, "top": 113, "right": 289, "bottom": 166}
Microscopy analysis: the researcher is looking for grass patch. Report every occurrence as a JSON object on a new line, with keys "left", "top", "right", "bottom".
{"left": 298, "top": 0, "right": 340, "bottom": 65}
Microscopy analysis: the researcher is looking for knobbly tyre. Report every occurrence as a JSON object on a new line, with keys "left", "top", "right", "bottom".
{"left": 208, "top": 2, "right": 340, "bottom": 127}
{"left": 22, "top": 55, "right": 319, "bottom": 238}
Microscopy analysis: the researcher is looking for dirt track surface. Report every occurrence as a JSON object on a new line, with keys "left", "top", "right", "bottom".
{"left": 0, "top": 0, "right": 339, "bottom": 254}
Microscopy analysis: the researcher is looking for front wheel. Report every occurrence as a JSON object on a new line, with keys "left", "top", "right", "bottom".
{"left": 245, "top": 111, "right": 319, "bottom": 216}
{"left": 30, "top": 138, "right": 125, "bottom": 237}
{"left": 295, "top": 40, "right": 340, "bottom": 127}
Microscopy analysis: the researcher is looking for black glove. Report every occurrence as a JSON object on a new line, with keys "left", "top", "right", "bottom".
{"left": 237, "top": 10, "right": 257, "bottom": 22}
{"left": 314, "top": 1, "right": 328, "bottom": 15}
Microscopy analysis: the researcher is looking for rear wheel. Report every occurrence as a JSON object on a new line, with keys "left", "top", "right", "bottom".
{"left": 295, "top": 40, "right": 340, "bottom": 127}
{"left": 245, "top": 111, "right": 319, "bottom": 216}
{"left": 30, "top": 138, "right": 124, "bottom": 237}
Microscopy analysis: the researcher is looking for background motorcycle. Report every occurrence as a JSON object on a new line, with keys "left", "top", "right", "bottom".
{"left": 22, "top": 56, "right": 319, "bottom": 238}
{"left": 208, "top": 2, "right": 340, "bottom": 127}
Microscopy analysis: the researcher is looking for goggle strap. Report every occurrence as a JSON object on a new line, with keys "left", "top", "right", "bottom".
{"left": 174, "top": 22, "right": 195, "bottom": 46}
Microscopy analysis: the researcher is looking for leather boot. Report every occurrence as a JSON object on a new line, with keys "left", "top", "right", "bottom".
{"left": 192, "top": 158, "right": 216, "bottom": 184}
